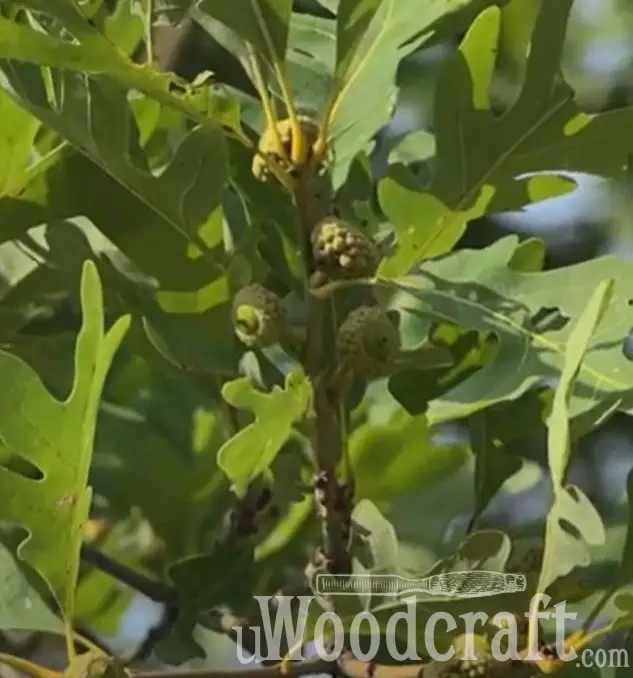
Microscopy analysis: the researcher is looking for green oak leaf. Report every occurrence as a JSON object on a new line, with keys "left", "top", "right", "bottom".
{"left": 195, "top": 3, "right": 333, "bottom": 120}
{"left": 379, "top": 236, "right": 633, "bottom": 425}
{"left": 325, "top": 0, "right": 499, "bottom": 187}
{"left": 0, "top": 260, "right": 130, "bottom": 624}
{"left": 0, "top": 88, "right": 40, "bottom": 197}
{"left": 434, "top": 0, "right": 633, "bottom": 208}
{"left": 0, "top": 1, "right": 242, "bottom": 133}
{"left": 617, "top": 471, "right": 633, "bottom": 589}
{"left": 467, "top": 410, "right": 522, "bottom": 532}
{"left": 530, "top": 281, "right": 613, "bottom": 597}
{"left": 387, "top": 130, "right": 435, "bottom": 167}
{"left": 93, "top": 365, "right": 231, "bottom": 560}
{"left": 377, "top": 184, "right": 495, "bottom": 277}
{"left": 383, "top": 0, "right": 633, "bottom": 256}
{"left": 0, "top": 63, "right": 229, "bottom": 251}
{"left": 569, "top": 452, "right": 633, "bottom": 639}
{"left": 316, "top": 0, "right": 337, "bottom": 12}
{"left": 349, "top": 409, "right": 469, "bottom": 505}
{"left": 466, "top": 391, "right": 547, "bottom": 531}
{"left": 217, "top": 369, "right": 313, "bottom": 497}
{"left": 162, "top": 543, "right": 257, "bottom": 664}
{"left": 198, "top": 0, "right": 292, "bottom": 72}
{"left": 0, "top": 56, "right": 237, "bottom": 378}
{"left": 283, "top": 11, "right": 336, "bottom": 116}
{"left": 352, "top": 499, "right": 399, "bottom": 574}
{"left": 0, "top": 541, "right": 63, "bottom": 634}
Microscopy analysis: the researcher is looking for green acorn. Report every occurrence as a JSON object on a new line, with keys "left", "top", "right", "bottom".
{"left": 337, "top": 306, "right": 400, "bottom": 379}
{"left": 311, "top": 217, "right": 379, "bottom": 283}
{"left": 251, "top": 116, "right": 321, "bottom": 182}
{"left": 457, "top": 656, "right": 492, "bottom": 678}
{"left": 232, "top": 284, "right": 286, "bottom": 348}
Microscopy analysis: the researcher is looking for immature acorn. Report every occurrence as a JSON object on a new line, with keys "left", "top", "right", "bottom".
{"left": 232, "top": 283, "right": 286, "bottom": 348}
{"left": 456, "top": 656, "right": 494, "bottom": 678}
{"left": 337, "top": 306, "right": 401, "bottom": 379}
{"left": 251, "top": 115, "right": 321, "bottom": 182}
{"left": 311, "top": 217, "right": 379, "bottom": 286}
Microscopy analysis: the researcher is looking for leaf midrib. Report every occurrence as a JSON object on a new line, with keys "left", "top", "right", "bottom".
{"left": 402, "top": 283, "right": 627, "bottom": 393}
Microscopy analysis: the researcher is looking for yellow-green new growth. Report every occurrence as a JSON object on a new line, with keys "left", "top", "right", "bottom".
{"left": 337, "top": 306, "right": 400, "bottom": 379}
{"left": 251, "top": 116, "right": 321, "bottom": 182}
{"left": 311, "top": 217, "right": 379, "bottom": 283}
{"left": 232, "top": 284, "right": 286, "bottom": 348}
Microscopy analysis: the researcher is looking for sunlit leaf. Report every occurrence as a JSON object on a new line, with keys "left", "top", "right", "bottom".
{"left": 218, "top": 369, "right": 313, "bottom": 497}
{"left": 378, "top": 237, "right": 633, "bottom": 425}
{"left": 0, "top": 261, "right": 129, "bottom": 623}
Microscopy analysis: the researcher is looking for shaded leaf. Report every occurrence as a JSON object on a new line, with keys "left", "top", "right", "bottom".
{"left": 0, "top": 541, "right": 63, "bottom": 634}
{"left": 467, "top": 409, "right": 522, "bottom": 531}
{"left": 429, "top": 0, "right": 633, "bottom": 210}
{"left": 325, "top": 0, "right": 498, "bottom": 187}
{"left": 349, "top": 409, "right": 469, "bottom": 504}
{"left": 0, "top": 2, "right": 241, "bottom": 132}
{"left": 0, "top": 88, "right": 40, "bottom": 196}
{"left": 619, "top": 470, "right": 633, "bottom": 587}
{"left": 198, "top": 0, "right": 293, "bottom": 72}
{"left": 382, "top": 0, "right": 633, "bottom": 265}
{"left": 162, "top": 543, "right": 256, "bottom": 663}
{"left": 377, "top": 236, "right": 633, "bottom": 425}
{"left": 93, "top": 361, "right": 231, "bottom": 559}
{"left": 0, "top": 63, "right": 229, "bottom": 250}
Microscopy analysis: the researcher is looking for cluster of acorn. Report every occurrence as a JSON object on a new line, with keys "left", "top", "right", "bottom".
{"left": 443, "top": 615, "right": 561, "bottom": 678}
{"left": 231, "top": 215, "right": 400, "bottom": 384}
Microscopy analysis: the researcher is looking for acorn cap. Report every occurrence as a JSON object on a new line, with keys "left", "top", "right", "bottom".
{"left": 337, "top": 305, "right": 400, "bottom": 379}
{"left": 311, "top": 217, "right": 379, "bottom": 281}
{"left": 232, "top": 283, "right": 286, "bottom": 348}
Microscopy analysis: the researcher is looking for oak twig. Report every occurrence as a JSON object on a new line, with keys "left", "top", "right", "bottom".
{"left": 80, "top": 545, "right": 176, "bottom": 604}
{"left": 131, "top": 655, "right": 334, "bottom": 678}
{"left": 293, "top": 172, "right": 351, "bottom": 575}
{"left": 128, "top": 650, "right": 543, "bottom": 678}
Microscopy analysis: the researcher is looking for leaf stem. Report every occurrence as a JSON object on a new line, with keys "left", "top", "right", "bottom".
{"left": 246, "top": 46, "right": 285, "bottom": 155}
{"left": 131, "top": 656, "right": 332, "bottom": 678}
{"left": 144, "top": 0, "right": 154, "bottom": 64}
{"left": 130, "top": 651, "right": 576, "bottom": 678}
{"left": 247, "top": 3, "right": 304, "bottom": 165}
{"left": 581, "top": 586, "right": 617, "bottom": 635}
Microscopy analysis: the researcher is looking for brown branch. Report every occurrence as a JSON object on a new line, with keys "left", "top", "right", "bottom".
{"left": 293, "top": 172, "right": 351, "bottom": 575}
{"left": 338, "top": 654, "right": 538, "bottom": 678}
{"left": 129, "top": 651, "right": 543, "bottom": 678}
{"left": 131, "top": 655, "right": 334, "bottom": 678}
{"left": 81, "top": 545, "right": 176, "bottom": 604}
{"left": 338, "top": 656, "right": 426, "bottom": 678}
